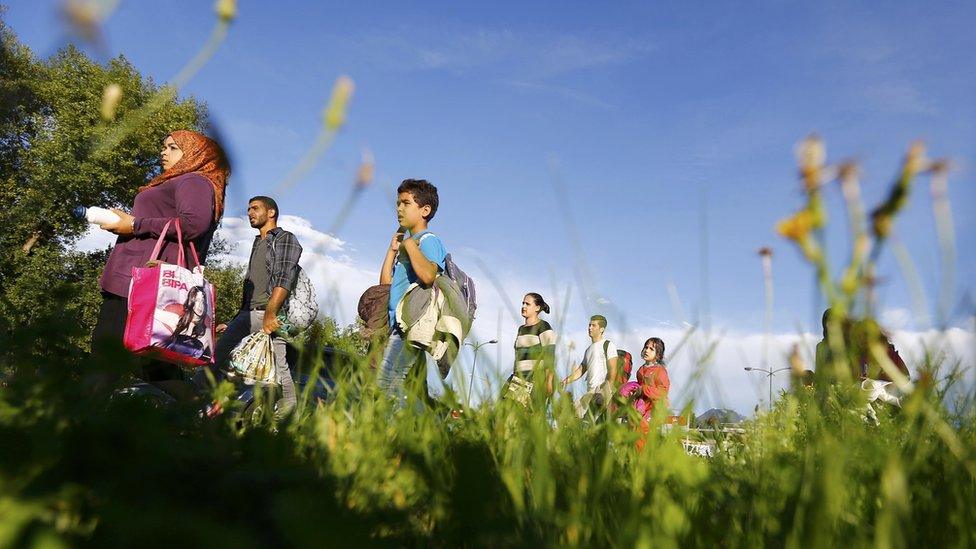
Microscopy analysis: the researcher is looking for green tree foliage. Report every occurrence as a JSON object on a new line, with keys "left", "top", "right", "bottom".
{"left": 206, "top": 256, "right": 245, "bottom": 326}
{"left": 0, "top": 14, "right": 206, "bottom": 350}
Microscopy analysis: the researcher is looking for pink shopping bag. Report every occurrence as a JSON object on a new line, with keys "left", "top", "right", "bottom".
{"left": 123, "top": 219, "right": 217, "bottom": 366}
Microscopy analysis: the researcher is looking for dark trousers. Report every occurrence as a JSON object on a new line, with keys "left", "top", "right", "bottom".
{"left": 91, "top": 292, "right": 128, "bottom": 355}
{"left": 91, "top": 292, "right": 182, "bottom": 382}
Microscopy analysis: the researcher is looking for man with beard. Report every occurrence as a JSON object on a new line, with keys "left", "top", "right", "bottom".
{"left": 212, "top": 196, "right": 302, "bottom": 420}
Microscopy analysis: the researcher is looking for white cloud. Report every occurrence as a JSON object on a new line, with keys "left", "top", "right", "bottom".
{"left": 881, "top": 307, "right": 913, "bottom": 330}
{"left": 505, "top": 80, "right": 616, "bottom": 110}
{"left": 340, "top": 24, "right": 652, "bottom": 110}
{"left": 347, "top": 26, "right": 654, "bottom": 78}
{"left": 862, "top": 84, "right": 937, "bottom": 116}
{"left": 74, "top": 224, "right": 117, "bottom": 253}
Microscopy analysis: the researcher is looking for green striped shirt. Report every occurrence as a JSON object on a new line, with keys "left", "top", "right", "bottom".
{"left": 514, "top": 320, "right": 556, "bottom": 374}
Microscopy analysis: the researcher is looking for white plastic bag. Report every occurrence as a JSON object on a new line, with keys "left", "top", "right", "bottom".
{"left": 229, "top": 332, "right": 278, "bottom": 385}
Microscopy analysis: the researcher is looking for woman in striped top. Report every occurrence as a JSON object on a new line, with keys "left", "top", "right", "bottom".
{"left": 503, "top": 293, "right": 557, "bottom": 406}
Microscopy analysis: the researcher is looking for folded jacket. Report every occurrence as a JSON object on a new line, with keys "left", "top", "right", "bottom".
{"left": 395, "top": 276, "right": 472, "bottom": 378}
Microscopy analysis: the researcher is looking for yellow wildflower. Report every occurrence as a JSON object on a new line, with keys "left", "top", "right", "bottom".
{"left": 776, "top": 210, "right": 814, "bottom": 241}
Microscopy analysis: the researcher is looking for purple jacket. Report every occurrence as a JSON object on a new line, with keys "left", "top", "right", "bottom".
{"left": 99, "top": 173, "right": 217, "bottom": 297}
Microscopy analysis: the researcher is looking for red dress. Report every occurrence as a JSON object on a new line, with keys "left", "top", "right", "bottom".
{"left": 619, "top": 363, "right": 670, "bottom": 419}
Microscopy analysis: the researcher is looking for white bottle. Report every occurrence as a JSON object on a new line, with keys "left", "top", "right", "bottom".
{"left": 73, "top": 206, "right": 121, "bottom": 226}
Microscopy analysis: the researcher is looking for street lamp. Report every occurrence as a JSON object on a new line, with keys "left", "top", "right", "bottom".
{"left": 744, "top": 366, "right": 791, "bottom": 411}
{"left": 464, "top": 339, "right": 497, "bottom": 407}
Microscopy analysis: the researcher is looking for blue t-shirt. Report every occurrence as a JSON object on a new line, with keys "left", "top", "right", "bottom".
{"left": 388, "top": 231, "right": 447, "bottom": 326}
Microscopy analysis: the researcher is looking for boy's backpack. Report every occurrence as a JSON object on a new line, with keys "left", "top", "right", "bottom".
{"left": 605, "top": 340, "right": 632, "bottom": 386}
{"left": 443, "top": 254, "right": 477, "bottom": 320}
{"left": 418, "top": 233, "right": 477, "bottom": 320}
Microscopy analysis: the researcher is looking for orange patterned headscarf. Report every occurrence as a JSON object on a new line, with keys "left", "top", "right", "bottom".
{"left": 140, "top": 130, "right": 229, "bottom": 221}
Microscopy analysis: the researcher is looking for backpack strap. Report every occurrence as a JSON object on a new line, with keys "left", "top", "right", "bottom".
{"left": 415, "top": 233, "right": 446, "bottom": 274}
{"left": 392, "top": 232, "right": 437, "bottom": 269}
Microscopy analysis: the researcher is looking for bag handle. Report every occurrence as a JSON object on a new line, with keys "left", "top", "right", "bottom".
{"left": 148, "top": 218, "right": 187, "bottom": 267}
{"left": 187, "top": 241, "right": 201, "bottom": 269}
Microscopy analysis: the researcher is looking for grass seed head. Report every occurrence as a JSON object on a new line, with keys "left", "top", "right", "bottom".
{"left": 324, "top": 76, "right": 355, "bottom": 131}
{"left": 355, "top": 150, "right": 375, "bottom": 188}
{"left": 100, "top": 83, "right": 122, "bottom": 121}
{"left": 215, "top": 0, "right": 237, "bottom": 23}
{"left": 796, "top": 134, "right": 826, "bottom": 191}
{"left": 904, "top": 140, "right": 926, "bottom": 176}
{"left": 61, "top": 0, "right": 101, "bottom": 43}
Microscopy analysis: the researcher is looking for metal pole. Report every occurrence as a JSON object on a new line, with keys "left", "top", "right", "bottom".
{"left": 465, "top": 340, "right": 496, "bottom": 409}
{"left": 468, "top": 347, "right": 479, "bottom": 408}
{"left": 745, "top": 366, "right": 790, "bottom": 412}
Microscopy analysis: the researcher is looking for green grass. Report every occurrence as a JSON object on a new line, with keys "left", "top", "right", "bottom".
{"left": 0, "top": 329, "right": 973, "bottom": 547}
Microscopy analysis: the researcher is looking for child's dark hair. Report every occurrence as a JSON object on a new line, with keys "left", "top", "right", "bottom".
{"left": 526, "top": 292, "right": 550, "bottom": 314}
{"left": 397, "top": 179, "right": 439, "bottom": 221}
{"left": 644, "top": 337, "right": 666, "bottom": 363}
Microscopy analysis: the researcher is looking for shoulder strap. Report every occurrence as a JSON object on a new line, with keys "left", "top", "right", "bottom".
{"left": 266, "top": 230, "right": 301, "bottom": 267}
{"left": 267, "top": 229, "right": 282, "bottom": 252}
{"left": 603, "top": 340, "right": 610, "bottom": 359}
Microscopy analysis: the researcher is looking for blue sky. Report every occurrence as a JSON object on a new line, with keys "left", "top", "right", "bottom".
{"left": 7, "top": 1, "right": 975, "bottom": 411}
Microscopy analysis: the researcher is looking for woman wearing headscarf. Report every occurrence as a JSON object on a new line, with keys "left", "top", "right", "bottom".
{"left": 92, "top": 130, "right": 229, "bottom": 380}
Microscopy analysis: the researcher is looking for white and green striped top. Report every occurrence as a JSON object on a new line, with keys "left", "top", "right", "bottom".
{"left": 514, "top": 319, "right": 557, "bottom": 376}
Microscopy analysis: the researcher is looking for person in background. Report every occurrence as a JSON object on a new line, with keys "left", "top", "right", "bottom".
{"left": 92, "top": 130, "right": 228, "bottom": 383}
{"left": 619, "top": 337, "right": 670, "bottom": 451}
{"left": 815, "top": 308, "right": 909, "bottom": 423}
{"left": 619, "top": 337, "right": 670, "bottom": 420}
{"left": 503, "top": 292, "right": 557, "bottom": 408}
{"left": 562, "top": 315, "right": 618, "bottom": 418}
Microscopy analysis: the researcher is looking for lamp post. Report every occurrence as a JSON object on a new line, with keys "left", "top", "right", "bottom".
{"left": 744, "top": 366, "right": 791, "bottom": 411}
{"left": 464, "top": 339, "right": 497, "bottom": 407}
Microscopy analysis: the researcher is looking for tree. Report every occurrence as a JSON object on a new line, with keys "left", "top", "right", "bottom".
{"left": 0, "top": 13, "right": 208, "bottom": 354}
{"left": 205, "top": 250, "right": 245, "bottom": 326}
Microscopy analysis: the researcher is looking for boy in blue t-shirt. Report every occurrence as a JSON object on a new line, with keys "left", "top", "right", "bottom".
{"left": 377, "top": 179, "right": 447, "bottom": 403}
